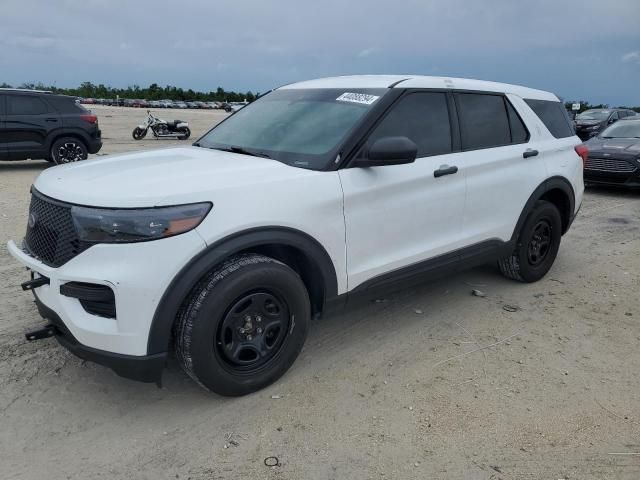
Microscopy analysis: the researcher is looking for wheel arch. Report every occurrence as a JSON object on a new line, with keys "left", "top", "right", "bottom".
{"left": 147, "top": 226, "right": 339, "bottom": 355}
{"left": 511, "top": 176, "right": 575, "bottom": 243}
{"left": 46, "top": 130, "right": 91, "bottom": 155}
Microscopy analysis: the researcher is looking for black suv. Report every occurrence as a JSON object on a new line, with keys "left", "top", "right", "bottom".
{"left": 575, "top": 108, "right": 637, "bottom": 141}
{"left": 0, "top": 89, "right": 102, "bottom": 163}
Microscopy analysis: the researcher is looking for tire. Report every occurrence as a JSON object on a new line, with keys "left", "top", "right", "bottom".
{"left": 498, "top": 200, "right": 562, "bottom": 283}
{"left": 132, "top": 127, "right": 147, "bottom": 140}
{"left": 177, "top": 127, "right": 190, "bottom": 140}
{"left": 50, "top": 137, "right": 88, "bottom": 164}
{"left": 174, "top": 254, "right": 310, "bottom": 396}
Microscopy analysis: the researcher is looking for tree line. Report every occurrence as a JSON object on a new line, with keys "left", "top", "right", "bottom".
{"left": 0, "top": 82, "right": 258, "bottom": 103}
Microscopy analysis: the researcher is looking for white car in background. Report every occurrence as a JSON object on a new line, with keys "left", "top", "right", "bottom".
{"left": 9, "top": 75, "right": 584, "bottom": 396}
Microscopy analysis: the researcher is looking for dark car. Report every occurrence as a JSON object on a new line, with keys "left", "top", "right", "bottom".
{"left": 0, "top": 89, "right": 102, "bottom": 164}
{"left": 575, "top": 108, "right": 636, "bottom": 141}
{"left": 583, "top": 118, "right": 640, "bottom": 188}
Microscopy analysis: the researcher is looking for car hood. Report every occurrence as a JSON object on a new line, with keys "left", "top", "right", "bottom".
{"left": 34, "top": 147, "right": 318, "bottom": 208}
{"left": 585, "top": 137, "right": 640, "bottom": 156}
{"left": 575, "top": 119, "right": 601, "bottom": 126}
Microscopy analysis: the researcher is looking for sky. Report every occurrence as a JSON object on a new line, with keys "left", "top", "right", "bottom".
{"left": 1, "top": 0, "right": 639, "bottom": 105}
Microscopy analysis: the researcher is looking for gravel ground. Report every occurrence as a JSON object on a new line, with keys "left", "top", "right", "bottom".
{"left": 1, "top": 105, "right": 639, "bottom": 479}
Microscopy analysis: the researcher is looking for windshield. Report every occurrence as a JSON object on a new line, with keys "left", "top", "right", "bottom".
{"left": 196, "top": 88, "right": 388, "bottom": 170}
{"left": 576, "top": 110, "right": 610, "bottom": 121}
{"left": 600, "top": 121, "right": 640, "bottom": 138}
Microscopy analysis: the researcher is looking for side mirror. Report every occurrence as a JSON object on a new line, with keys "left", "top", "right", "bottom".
{"left": 353, "top": 136, "right": 418, "bottom": 168}
{"left": 608, "top": 117, "right": 616, "bottom": 124}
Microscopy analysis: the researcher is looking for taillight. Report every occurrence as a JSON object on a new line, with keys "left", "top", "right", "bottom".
{"left": 574, "top": 144, "right": 588, "bottom": 166}
{"left": 80, "top": 114, "right": 98, "bottom": 124}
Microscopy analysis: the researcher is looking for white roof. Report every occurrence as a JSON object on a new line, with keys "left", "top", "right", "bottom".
{"left": 280, "top": 75, "right": 557, "bottom": 101}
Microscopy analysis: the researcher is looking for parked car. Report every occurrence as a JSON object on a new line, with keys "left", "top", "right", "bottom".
{"left": 174, "top": 101, "right": 188, "bottom": 109}
{"left": 8, "top": 75, "right": 583, "bottom": 396}
{"left": 195, "top": 101, "right": 210, "bottom": 109}
{"left": 575, "top": 108, "right": 637, "bottom": 141}
{"left": 0, "top": 88, "right": 102, "bottom": 163}
{"left": 583, "top": 117, "right": 640, "bottom": 188}
{"left": 185, "top": 101, "right": 199, "bottom": 109}
{"left": 159, "top": 100, "right": 174, "bottom": 108}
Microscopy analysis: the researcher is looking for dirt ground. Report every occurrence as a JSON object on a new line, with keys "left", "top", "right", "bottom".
{"left": 1, "top": 105, "right": 639, "bottom": 480}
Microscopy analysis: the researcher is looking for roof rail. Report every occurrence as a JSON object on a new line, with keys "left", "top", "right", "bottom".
{"left": 0, "top": 88, "right": 53, "bottom": 94}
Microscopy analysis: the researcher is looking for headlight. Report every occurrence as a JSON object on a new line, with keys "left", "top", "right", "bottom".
{"left": 71, "top": 202, "right": 212, "bottom": 243}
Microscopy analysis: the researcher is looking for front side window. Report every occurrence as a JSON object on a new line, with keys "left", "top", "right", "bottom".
{"left": 197, "top": 88, "right": 388, "bottom": 170}
{"left": 456, "top": 93, "right": 511, "bottom": 149}
{"left": 365, "top": 92, "right": 452, "bottom": 157}
{"left": 7, "top": 95, "right": 48, "bottom": 115}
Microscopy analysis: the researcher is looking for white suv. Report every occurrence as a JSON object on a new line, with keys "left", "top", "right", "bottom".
{"left": 8, "top": 75, "right": 584, "bottom": 396}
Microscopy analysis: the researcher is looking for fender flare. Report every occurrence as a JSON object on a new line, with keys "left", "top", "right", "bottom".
{"left": 510, "top": 176, "right": 575, "bottom": 243}
{"left": 146, "top": 226, "right": 339, "bottom": 355}
{"left": 45, "top": 128, "right": 92, "bottom": 152}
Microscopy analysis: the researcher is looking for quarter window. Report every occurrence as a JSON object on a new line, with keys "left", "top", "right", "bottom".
{"left": 367, "top": 92, "right": 452, "bottom": 157}
{"left": 524, "top": 99, "right": 574, "bottom": 138}
{"left": 7, "top": 95, "right": 48, "bottom": 115}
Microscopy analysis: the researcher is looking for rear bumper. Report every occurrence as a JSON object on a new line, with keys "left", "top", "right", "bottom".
{"left": 87, "top": 135, "right": 102, "bottom": 154}
{"left": 34, "top": 294, "right": 166, "bottom": 383}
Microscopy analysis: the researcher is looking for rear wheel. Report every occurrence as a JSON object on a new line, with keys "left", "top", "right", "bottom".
{"left": 174, "top": 254, "right": 310, "bottom": 396}
{"left": 498, "top": 200, "right": 562, "bottom": 282}
{"left": 50, "top": 137, "right": 88, "bottom": 164}
{"left": 177, "top": 127, "right": 190, "bottom": 140}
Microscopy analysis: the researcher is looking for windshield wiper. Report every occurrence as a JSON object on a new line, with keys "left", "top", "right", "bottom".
{"left": 209, "top": 146, "right": 271, "bottom": 159}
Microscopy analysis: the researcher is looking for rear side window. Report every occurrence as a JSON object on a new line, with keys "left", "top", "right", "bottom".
{"left": 506, "top": 100, "right": 529, "bottom": 144}
{"left": 367, "top": 92, "right": 452, "bottom": 157}
{"left": 48, "top": 96, "right": 88, "bottom": 113}
{"left": 524, "top": 99, "right": 574, "bottom": 138}
{"left": 456, "top": 93, "right": 512, "bottom": 150}
{"left": 7, "top": 95, "right": 49, "bottom": 115}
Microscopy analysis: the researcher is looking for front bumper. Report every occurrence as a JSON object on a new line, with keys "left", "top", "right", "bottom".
{"left": 8, "top": 230, "right": 206, "bottom": 358}
{"left": 33, "top": 295, "right": 166, "bottom": 383}
{"left": 584, "top": 169, "right": 640, "bottom": 188}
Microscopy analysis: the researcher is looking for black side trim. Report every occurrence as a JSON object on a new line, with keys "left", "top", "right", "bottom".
{"left": 33, "top": 294, "right": 166, "bottom": 383}
{"left": 352, "top": 239, "right": 511, "bottom": 294}
{"left": 147, "top": 227, "right": 339, "bottom": 355}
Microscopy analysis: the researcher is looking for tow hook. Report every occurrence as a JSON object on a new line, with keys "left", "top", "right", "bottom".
{"left": 25, "top": 325, "right": 57, "bottom": 341}
{"left": 21, "top": 276, "right": 50, "bottom": 291}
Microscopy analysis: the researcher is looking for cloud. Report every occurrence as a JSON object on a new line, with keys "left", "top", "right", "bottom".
{"left": 5, "top": 35, "right": 56, "bottom": 49}
{"left": 357, "top": 48, "right": 376, "bottom": 58}
{"left": 622, "top": 51, "right": 640, "bottom": 63}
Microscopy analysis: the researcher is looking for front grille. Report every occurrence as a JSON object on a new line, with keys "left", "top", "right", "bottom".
{"left": 24, "top": 191, "right": 91, "bottom": 267}
{"left": 585, "top": 157, "right": 638, "bottom": 173}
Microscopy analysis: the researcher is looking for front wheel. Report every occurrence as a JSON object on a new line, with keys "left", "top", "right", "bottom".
{"left": 132, "top": 127, "right": 147, "bottom": 140}
{"left": 498, "top": 200, "right": 562, "bottom": 282}
{"left": 50, "top": 137, "right": 88, "bottom": 164}
{"left": 177, "top": 126, "right": 190, "bottom": 140}
{"left": 174, "top": 254, "right": 310, "bottom": 396}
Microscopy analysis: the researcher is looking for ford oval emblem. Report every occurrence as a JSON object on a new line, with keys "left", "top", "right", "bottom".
{"left": 28, "top": 213, "right": 37, "bottom": 228}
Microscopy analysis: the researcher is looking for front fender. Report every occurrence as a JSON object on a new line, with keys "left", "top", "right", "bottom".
{"left": 146, "top": 226, "right": 339, "bottom": 355}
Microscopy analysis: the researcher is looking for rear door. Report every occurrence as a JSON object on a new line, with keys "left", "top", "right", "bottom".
{"left": 339, "top": 91, "right": 467, "bottom": 290}
{"left": 452, "top": 92, "right": 547, "bottom": 245}
{"left": 5, "top": 94, "right": 56, "bottom": 160}
{"left": 0, "top": 95, "right": 8, "bottom": 160}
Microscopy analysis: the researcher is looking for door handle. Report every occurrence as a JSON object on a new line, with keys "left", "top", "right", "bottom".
{"left": 45, "top": 118, "right": 58, "bottom": 122}
{"left": 433, "top": 165, "right": 458, "bottom": 178}
{"left": 523, "top": 149, "right": 538, "bottom": 158}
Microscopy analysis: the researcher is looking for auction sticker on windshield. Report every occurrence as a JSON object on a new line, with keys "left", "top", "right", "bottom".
{"left": 336, "top": 92, "right": 380, "bottom": 105}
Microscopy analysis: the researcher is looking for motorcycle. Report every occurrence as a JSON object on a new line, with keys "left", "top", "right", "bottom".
{"left": 132, "top": 110, "right": 191, "bottom": 140}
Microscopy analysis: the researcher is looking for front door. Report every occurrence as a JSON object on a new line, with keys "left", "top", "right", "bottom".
{"left": 339, "top": 91, "right": 466, "bottom": 290}
{"left": 5, "top": 94, "right": 54, "bottom": 160}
